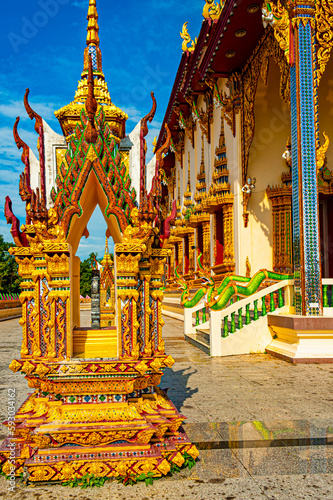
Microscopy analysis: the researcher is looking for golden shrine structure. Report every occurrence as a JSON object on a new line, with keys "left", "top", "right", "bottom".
{"left": 100, "top": 238, "right": 115, "bottom": 328}
{"left": 0, "top": 0, "right": 198, "bottom": 485}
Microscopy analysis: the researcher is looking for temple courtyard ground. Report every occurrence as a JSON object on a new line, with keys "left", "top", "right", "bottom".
{"left": 0, "top": 313, "right": 333, "bottom": 499}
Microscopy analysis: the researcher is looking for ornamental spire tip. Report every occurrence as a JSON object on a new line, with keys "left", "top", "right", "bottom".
{"left": 86, "top": 0, "right": 99, "bottom": 46}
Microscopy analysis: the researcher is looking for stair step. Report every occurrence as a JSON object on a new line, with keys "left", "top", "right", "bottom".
{"left": 195, "top": 328, "right": 210, "bottom": 344}
{"left": 184, "top": 333, "right": 210, "bottom": 355}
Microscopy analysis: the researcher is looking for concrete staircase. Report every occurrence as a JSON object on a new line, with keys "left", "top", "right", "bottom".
{"left": 185, "top": 315, "right": 271, "bottom": 356}
{"left": 185, "top": 328, "right": 210, "bottom": 355}
{"left": 162, "top": 290, "right": 184, "bottom": 321}
{"left": 183, "top": 279, "right": 294, "bottom": 356}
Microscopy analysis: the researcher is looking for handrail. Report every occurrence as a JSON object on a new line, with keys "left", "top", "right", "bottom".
{"left": 184, "top": 278, "right": 333, "bottom": 356}
{"left": 178, "top": 262, "right": 292, "bottom": 310}
{"left": 322, "top": 279, "right": 333, "bottom": 284}
{"left": 208, "top": 279, "right": 294, "bottom": 356}
{"left": 215, "top": 279, "right": 294, "bottom": 317}
{"left": 208, "top": 271, "right": 293, "bottom": 311}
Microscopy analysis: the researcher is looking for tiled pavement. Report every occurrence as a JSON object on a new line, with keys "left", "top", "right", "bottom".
{"left": 0, "top": 314, "right": 333, "bottom": 499}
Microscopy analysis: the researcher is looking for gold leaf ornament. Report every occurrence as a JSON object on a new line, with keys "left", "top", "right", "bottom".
{"left": 9, "top": 359, "right": 22, "bottom": 373}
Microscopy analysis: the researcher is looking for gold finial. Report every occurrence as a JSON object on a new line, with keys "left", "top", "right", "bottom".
{"left": 101, "top": 235, "right": 113, "bottom": 267}
{"left": 246, "top": 257, "right": 251, "bottom": 278}
{"left": 317, "top": 132, "right": 330, "bottom": 172}
{"left": 203, "top": 0, "right": 224, "bottom": 20}
{"left": 86, "top": 0, "right": 100, "bottom": 46}
{"left": 218, "top": 109, "right": 226, "bottom": 148}
{"left": 200, "top": 135, "right": 205, "bottom": 174}
{"left": 180, "top": 22, "right": 197, "bottom": 53}
{"left": 187, "top": 152, "right": 191, "bottom": 190}
{"left": 152, "top": 136, "right": 157, "bottom": 154}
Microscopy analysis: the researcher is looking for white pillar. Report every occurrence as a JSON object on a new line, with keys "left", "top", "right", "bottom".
{"left": 210, "top": 309, "right": 222, "bottom": 356}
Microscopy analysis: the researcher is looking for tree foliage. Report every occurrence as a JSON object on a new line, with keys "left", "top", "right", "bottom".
{"left": 0, "top": 235, "right": 22, "bottom": 294}
{"left": 80, "top": 253, "right": 97, "bottom": 297}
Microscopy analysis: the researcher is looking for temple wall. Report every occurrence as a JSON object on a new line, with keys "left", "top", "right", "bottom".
{"left": 166, "top": 61, "right": 291, "bottom": 278}
{"left": 42, "top": 119, "right": 66, "bottom": 208}
{"left": 147, "top": 156, "right": 156, "bottom": 193}
{"left": 318, "top": 55, "right": 333, "bottom": 169}
{"left": 241, "top": 59, "right": 290, "bottom": 275}
{"left": 29, "top": 149, "right": 40, "bottom": 193}
{"left": 128, "top": 121, "right": 141, "bottom": 202}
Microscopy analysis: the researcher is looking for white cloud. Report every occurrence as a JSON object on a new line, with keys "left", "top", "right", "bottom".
{"left": 0, "top": 126, "right": 38, "bottom": 160}
{"left": 0, "top": 100, "right": 58, "bottom": 123}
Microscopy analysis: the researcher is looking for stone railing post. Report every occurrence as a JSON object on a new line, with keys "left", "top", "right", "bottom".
{"left": 210, "top": 309, "right": 222, "bottom": 356}
{"left": 91, "top": 269, "right": 100, "bottom": 329}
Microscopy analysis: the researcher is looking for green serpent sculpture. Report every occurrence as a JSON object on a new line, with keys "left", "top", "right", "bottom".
{"left": 175, "top": 254, "right": 293, "bottom": 311}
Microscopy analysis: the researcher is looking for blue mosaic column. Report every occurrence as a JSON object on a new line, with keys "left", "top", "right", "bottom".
{"left": 290, "top": 1, "right": 322, "bottom": 316}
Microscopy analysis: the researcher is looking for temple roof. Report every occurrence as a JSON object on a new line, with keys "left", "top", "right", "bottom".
{"left": 156, "top": 0, "right": 264, "bottom": 150}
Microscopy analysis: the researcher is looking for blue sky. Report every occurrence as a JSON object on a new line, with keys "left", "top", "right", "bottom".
{"left": 0, "top": 0, "right": 203, "bottom": 259}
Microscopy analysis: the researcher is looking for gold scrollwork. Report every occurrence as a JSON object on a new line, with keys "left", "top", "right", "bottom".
{"left": 316, "top": 0, "right": 333, "bottom": 83}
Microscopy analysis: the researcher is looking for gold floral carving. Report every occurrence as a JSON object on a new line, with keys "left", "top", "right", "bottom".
{"left": 135, "top": 360, "right": 149, "bottom": 376}
{"left": 9, "top": 359, "right": 22, "bottom": 373}
{"left": 317, "top": 132, "right": 329, "bottom": 171}
{"left": 116, "top": 253, "right": 141, "bottom": 275}
{"left": 202, "top": 0, "right": 225, "bottom": 20}
{"left": 189, "top": 96, "right": 211, "bottom": 142}
{"left": 316, "top": 0, "right": 333, "bottom": 83}
{"left": 180, "top": 22, "right": 197, "bottom": 53}
{"left": 214, "top": 74, "right": 241, "bottom": 137}
{"left": 262, "top": 1, "right": 290, "bottom": 60}
{"left": 175, "top": 107, "right": 195, "bottom": 148}
{"left": 52, "top": 430, "right": 139, "bottom": 447}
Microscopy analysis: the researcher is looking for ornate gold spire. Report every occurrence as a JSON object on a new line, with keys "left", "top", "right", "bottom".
{"left": 187, "top": 152, "right": 191, "bottom": 191}
{"left": 199, "top": 135, "right": 206, "bottom": 175}
{"left": 193, "top": 135, "right": 207, "bottom": 211}
{"left": 204, "top": 109, "right": 232, "bottom": 210}
{"left": 182, "top": 153, "right": 193, "bottom": 216}
{"left": 55, "top": 0, "right": 128, "bottom": 139}
{"left": 86, "top": 0, "right": 100, "bottom": 46}
{"left": 101, "top": 236, "right": 113, "bottom": 267}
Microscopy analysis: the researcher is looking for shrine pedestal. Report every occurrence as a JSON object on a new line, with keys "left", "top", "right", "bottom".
{"left": 267, "top": 313, "right": 333, "bottom": 363}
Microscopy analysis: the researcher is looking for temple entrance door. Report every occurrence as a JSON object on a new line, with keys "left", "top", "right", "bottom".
{"left": 215, "top": 211, "right": 224, "bottom": 266}
{"left": 319, "top": 196, "right": 333, "bottom": 278}
{"left": 184, "top": 236, "right": 189, "bottom": 275}
{"left": 175, "top": 243, "right": 179, "bottom": 270}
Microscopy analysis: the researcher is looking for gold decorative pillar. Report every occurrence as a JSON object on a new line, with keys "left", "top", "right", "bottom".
{"left": 170, "top": 245, "right": 175, "bottom": 275}
{"left": 139, "top": 258, "right": 152, "bottom": 357}
{"left": 150, "top": 250, "right": 168, "bottom": 355}
{"left": 12, "top": 239, "right": 71, "bottom": 363}
{"left": 222, "top": 201, "right": 235, "bottom": 269}
{"left": 202, "top": 221, "right": 211, "bottom": 270}
{"left": 178, "top": 240, "right": 184, "bottom": 275}
{"left": 115, "top": 245, "right": 142, "bottom": 360}
{"left": 188, "top": 232, "right": 195, "bottom": 274}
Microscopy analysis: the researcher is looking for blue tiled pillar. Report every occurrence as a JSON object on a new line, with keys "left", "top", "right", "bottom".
{"left": 290, "top": 1, "right": 322, "bottom": 315}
